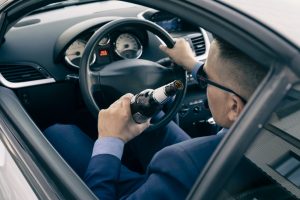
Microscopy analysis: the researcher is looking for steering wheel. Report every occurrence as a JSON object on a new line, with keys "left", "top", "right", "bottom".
{"left": 79, "top": 18, "right": 187, "bottom": 132}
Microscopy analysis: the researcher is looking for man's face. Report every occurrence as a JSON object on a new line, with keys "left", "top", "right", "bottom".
{"left": 204, "top": 41, "right": 234, "bottom": 128}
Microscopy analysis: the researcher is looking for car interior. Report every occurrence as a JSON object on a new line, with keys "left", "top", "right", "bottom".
{"left": 0, "top": 0, "right": 299, "bottom": 200}
{"left": 0, "top": 1, "right": 216, "bottom": 139}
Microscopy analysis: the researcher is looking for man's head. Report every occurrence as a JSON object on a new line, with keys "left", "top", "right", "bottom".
{"left": 204, "top": 37, "right": 268, "bottom": 128}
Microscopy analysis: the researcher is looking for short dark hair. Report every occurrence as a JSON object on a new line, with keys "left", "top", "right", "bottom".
{"left": 213, "top": 36, "right": 268, "bottom": 100}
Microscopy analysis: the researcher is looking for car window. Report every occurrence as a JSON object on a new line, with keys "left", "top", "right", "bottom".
{"left": 216, "top": 84, "right": 300, "bottom": 200}
{"left": 269, "top": 85, "right": 300, "bottom": 141}
{"left": 0, "top": 139, "right": 38, "bottom": 200}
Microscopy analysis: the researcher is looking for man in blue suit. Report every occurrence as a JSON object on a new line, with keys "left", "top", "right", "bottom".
{"left": 45, "top": 37, "right": 267, "bottom": 199}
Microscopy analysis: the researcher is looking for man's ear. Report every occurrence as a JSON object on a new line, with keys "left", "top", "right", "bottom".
{"left": 227, "top": 95, "right": 245, "bottom": 123}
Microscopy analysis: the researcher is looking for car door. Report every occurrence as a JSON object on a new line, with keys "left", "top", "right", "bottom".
{"left": 0, "top": 1, "right": 98, "bottom": 199}
{"left": 0, "top": 124, "right": 40, "bottom": 199}
{"left": 0, "top": 1, "right": 38, "bottom": 199}
{"left": 0, "top": 2, "right": 42, "bottom": 199}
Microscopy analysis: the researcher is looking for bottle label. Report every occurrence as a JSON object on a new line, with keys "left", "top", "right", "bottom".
{"left": 132, "top": 112, "right": 149, "bottom": 124}
{"left": 152, "top": 86, "right": 168, "bottom": 103}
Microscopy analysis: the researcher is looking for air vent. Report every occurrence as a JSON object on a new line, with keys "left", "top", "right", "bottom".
{"left": 191, "top": 34, "right": 206, "bottom": 56}
{"left": 0, "top": 64, "right": 48, "bottom": 83}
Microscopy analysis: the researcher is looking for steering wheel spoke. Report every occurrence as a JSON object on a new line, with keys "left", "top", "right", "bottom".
{"left": 156, "top": 57, "right": 173, "bottom": 67}
{"left": 88, "top": 70, "right": 101, "bottom": 93}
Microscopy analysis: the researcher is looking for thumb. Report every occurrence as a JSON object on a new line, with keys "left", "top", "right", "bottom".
{"left": 136, "top": 120, "right": 151, "bottom": 132}
{"left": 122, "top": 93, "right": 134, "bottom": 100}
{"left": 159, "top": 45, "right": 169, "bottom": 54}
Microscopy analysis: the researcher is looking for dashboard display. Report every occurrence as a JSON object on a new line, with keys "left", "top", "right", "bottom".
{"left": 155, "top": 17, "right": 182, "bottom": 32}
{"left": 65, "top": 39, "right": 96, "bottom": 68}
{"left": 98, "top": 36, "right": 110, "bottom": 46}
{"left": 114, "top": 33, "right": 142, "bottom": 59}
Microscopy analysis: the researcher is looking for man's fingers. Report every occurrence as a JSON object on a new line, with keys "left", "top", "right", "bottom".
{"left": 111, "top": 100, "right": 120, "bottom": 107}
{"left": 141, "top": 119, "right": 151, "bottom": 129}
{"left": 119, "top": 93, "right": 134, "bottom": 101}
{"left": 159, "top": 44, "right": 172, "bottom": 55}
{"left": 122, "top": 93, "right": 134, "bottom": 99}
{"left": 159, "top": 44, "right": 166, "bottom": 50}
{"left": 159, "top": 44, "right": 170, "bottom": 54}
{"left": 120, "top": 93, "right": 134, "bottom": 107}
{"left": 136, "top": 120, "right": 151, "bottom": 132}
{"left": 110, "top": 93, "right": 133, "bottom": 107}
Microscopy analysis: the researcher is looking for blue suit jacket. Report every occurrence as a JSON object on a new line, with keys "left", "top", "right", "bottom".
{"left": 84, "top": 134, "right": 224, "bottom": 200}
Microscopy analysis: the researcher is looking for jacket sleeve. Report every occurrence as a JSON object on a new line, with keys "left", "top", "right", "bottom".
{"left": 85, "top": 135, "right": 222, "bottom": 200}
{"left": 84, "top": 147, "right": 192, "bottom": 200}
{"left": 84, "top": 154, "right": 121, "bottom": 200}
{"left": 120, "top": 135, "right": 223, "bottom": 200}
{"left": 119, "top": 147, "right": 196, "bottom": 200}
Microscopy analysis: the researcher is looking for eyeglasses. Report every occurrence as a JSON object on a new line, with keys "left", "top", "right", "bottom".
{"left": 196, "top": 63, "right": 247, "bottom": 103}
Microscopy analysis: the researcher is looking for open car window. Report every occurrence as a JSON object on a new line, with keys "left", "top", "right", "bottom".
{"left": 216, "top": 83, "right": 300, "bottom": 200}
{"left": 269, "top": 85, "right": 300, "bottom": 141}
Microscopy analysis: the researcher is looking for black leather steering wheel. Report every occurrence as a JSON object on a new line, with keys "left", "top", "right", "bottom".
{"left": 79, "top": 18, "right": 187, "bottom": 132}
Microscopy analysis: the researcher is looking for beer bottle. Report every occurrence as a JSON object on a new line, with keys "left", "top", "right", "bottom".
{"left": 130, "top": 80, "right": 184, "bottom": 124}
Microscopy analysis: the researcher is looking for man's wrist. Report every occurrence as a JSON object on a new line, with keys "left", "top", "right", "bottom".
{"left": 191, "top": 61, "right": 204, "bottom": 80}
{"left": 184, "top": 58, "right": 198, "bottom": 72}
{"left": 99, "top": 134, "right": 126, "bottom": 142}
{"left": 92, "top": 136, "right": 125, "bottom": 159}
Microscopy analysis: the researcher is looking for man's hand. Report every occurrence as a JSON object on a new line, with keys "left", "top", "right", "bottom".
{"left": 98, "top": 93, "right": 150, "bottom": 143}
{"left": 159, "top": 38, "right": 198, "bottom": 72}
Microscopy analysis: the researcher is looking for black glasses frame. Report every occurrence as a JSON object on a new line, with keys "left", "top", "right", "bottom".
{"left": 196, "top": 63, "right": 247, "bottom": 103}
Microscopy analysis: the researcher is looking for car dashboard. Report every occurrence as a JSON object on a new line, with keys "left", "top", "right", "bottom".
{"left": 0, "top": 1, "right": 215, "bottom": 137}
